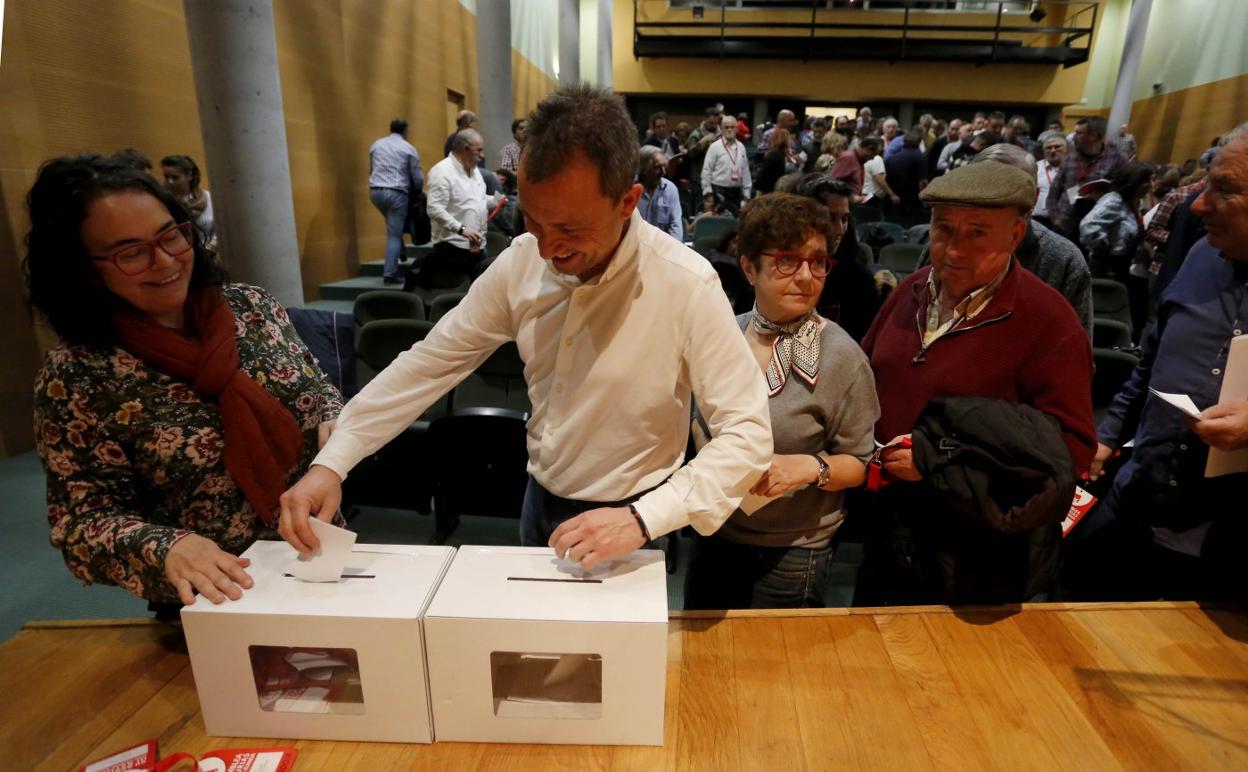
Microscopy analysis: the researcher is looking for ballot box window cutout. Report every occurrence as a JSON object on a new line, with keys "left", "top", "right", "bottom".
{"left": 249, "top": 645, "right": 366, "bottom": 715}
{"left": 490, "top": 651, "right": 603, "bottom": 719}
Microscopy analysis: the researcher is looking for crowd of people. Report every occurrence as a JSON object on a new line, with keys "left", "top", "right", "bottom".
{"left": 22, "top": 84, "right": 1248, "bottom": 616}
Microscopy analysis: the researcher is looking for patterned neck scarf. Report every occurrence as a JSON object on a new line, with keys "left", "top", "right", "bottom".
{"left": 751, "top": 308, "right": 821, "bottom": 397}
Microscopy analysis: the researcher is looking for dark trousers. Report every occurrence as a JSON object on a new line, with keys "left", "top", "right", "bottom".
{"left": 406, "top": 240, "right": 483, "bottom": 290}
{"left": 519, "top": 476, "right": 656, "bottom": 548}
{"left": 683, "top": 532, "right": 835, "bottom": 610}
{"left": 711, "top": 184, "right": 744, "bottom": 217}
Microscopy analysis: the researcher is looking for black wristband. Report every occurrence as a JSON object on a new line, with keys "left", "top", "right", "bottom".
{"left": 628, "top": 504, "right": 652, "bottom": 541}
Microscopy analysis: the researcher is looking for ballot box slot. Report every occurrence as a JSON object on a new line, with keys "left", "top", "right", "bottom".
{"left": 505, "top": 577, "right": 603, "bottom": 584}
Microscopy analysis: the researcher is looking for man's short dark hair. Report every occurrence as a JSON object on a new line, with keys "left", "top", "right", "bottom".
{"left": 705, "top": 106, "right": 722, "bottom": 118}
{"left": 522, "top": 83, "right": 639, "bottom": 200}
{"left": 860, "top": 136, "right": 884, "bottom": 152}
{"left": 390, "top": 118, "right": 408, "bottom": 135}
{"left": 988, "top": 111, "right": 1006, "bottom": 122}
{"left": 649, "top": 111, "right": 668, "bottom": 128}
{"left": 793, "top": 173, "right": 852, "bottom": 203}
{"left": 110, "top": 148, "right": 152, "bottom": 172}
{"left": 1077, "top": 116, "right": 1107, "bottom": 138}
{"left": 511, "top": 118, "right": 526, "bottom": 134}
{"left": 903, "top": 130, "right": 922, "bottom": 149}
{"left": 973, "top": 131, "right": 1003, "bottom": 148}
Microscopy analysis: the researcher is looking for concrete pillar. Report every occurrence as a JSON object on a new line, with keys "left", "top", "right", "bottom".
{"left": 897, "top": 101, "right": 915, "bottom": 130}
{"left": 182, "top": 0, "right": 303, "bottom": 307}
{"left": 596, "top": 0, "right": 613, "bottom": 89}
{"left": 476, "top": 0, "right": 515, "bottom": 168}
{"left": 1107, "top": 0, "right": 1153, "bottom": 147}
{"left": 559, "top": 0, "right": 580, "bottom": 85}
{"left": 752, "top": 97, "right": 769, "bottom": 141}
{"left": 579, "top": 0, "right": 598, "bottom": 85}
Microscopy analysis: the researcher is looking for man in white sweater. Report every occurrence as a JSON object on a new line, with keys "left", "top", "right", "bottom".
{"left": 279, "top": 85, "right": 772, "bottom": 569}
{"left": 701, "top": 114, "right": 752, "bottom": 215}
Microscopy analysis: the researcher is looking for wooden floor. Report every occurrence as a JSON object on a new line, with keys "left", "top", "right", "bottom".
{"left": 5, "top": 603, "right": 1247, "bottom": 770}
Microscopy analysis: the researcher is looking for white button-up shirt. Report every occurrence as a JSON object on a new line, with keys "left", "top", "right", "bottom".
{"left": 701, "top": 137, "right": 753, "bottom": 196}
{"left": 315, "top": 210, "right": 772, "bottom": 538}
{"left": 425, "top": 153, "right": 501, "bottom": 249}
{"left": 1035, "top": 159, "right": 1059, "bottom": 217}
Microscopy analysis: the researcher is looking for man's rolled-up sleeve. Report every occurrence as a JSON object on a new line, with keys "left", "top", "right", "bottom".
{"left": 632, "top": 277, "right": 772, "bottom": 538}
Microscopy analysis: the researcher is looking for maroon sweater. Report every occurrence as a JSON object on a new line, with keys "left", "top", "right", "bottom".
{"left": 861, "top": 263, "right": 1096, "bottom": 473}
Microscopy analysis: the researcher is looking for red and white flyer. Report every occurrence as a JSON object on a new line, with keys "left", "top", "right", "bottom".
{"left": 1062, "top": 486, "right": 1097, "bottom": 538}
{"left": 81, "top": 740, "right": 297, "bottom": 772}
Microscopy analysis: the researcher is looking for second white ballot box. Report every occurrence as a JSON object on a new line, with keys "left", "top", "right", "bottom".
{"left": 424, "top": 545, "right": 668, "bottom": 745}
{"left": 181, "top": 541, "right": 455, "bottom": 743}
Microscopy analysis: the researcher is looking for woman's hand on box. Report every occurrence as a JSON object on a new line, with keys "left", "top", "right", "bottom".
{"left": 165, "top": 533, "right": 253, "bottom": 605}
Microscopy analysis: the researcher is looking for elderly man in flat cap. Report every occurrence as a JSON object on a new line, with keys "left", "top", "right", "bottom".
{"left": 855, "top": 161, "right": 1096, "bottom": 605}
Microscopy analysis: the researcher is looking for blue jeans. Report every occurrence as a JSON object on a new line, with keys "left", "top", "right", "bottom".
{"left": 519, "top": 477, "right": 653, "bottom": 548}
{"left": 683, "top": 533, "right": 835, "bottom": 609}
{"left": 369, "top": 187, "right": 408, "bottom": 279}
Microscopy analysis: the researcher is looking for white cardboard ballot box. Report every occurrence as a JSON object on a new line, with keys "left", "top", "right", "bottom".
{"left": 181, "top": 540, "right": 455, "bottom": 743}
{"left": 424, "top": 545, "right": 668, "bottom": 745}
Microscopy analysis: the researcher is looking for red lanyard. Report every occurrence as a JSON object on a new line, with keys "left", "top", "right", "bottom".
{"left": 721, "top": 137, "right": 739, "bottom": 165}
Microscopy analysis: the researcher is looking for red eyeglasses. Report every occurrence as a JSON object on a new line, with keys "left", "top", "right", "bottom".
{"left": 764, "top": 251, "right": 836, "bottom": 278}
{"left": 90, "top": 222, "right": 196, "bottom": 275}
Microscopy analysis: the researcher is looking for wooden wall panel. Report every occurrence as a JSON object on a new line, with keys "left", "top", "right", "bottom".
{"left": 1131, "top": 74, "right": 1248, "bottom": 165}
{"left": 511, "top": 50, "right": 558, "bottom": 127}
{"left": 0, "top": 0, "right": 486, "bottom": 456}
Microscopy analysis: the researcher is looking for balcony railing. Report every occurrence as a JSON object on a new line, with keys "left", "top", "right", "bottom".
{"left": 634, "top": 0, "right": 1100, "bottom": 66}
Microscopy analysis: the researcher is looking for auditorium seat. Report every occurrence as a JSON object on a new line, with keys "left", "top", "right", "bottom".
{"left": 452, "top": 341, "right": 530, "bottom": 414}
{"left": 429, "top": 407, "right": 530, "bottom": 541}
{"left": 1092, "top": 318, "right": 1133, "bottom": 350}
{"left": 352, "top": 290, "right": 425, "bottom": 346}
{"left": 691, "top": 215, "right": 737, "bottom": 242}
{"left": 428, "top": 291, "right": 467, "bottom": 323}
{"left": 878, "top": 243, "right": 925, "bottom": 277}
{"left": 1091, "top": 278, "right": 1132, "bottom": 338}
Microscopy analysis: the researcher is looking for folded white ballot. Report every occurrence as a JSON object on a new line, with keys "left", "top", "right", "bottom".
{"left": 287, "top": 517, "right": 357, "bottom": 582}
{"left": 1148, "top": 387, "right": 1204, "bottom": 420}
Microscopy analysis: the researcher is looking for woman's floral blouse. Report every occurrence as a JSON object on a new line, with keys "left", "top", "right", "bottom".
{"left": 33, "top": 284, "right": 343, "bottom": 602}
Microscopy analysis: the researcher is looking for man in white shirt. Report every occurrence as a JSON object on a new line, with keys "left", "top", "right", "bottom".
{"left": 279, "top": 85, "right": 772, "bottom": 569}
{"left": 700, "top": 114, "right": 752, "bottom": 215}
{"left": 862, "top": 152, "right": 900, "bottom": 207}
{"left": 1033, "top": 130, "right": 1067, "bottom": 227}
{"left": 415, "top": 129, "right": 504, "bottom": 285}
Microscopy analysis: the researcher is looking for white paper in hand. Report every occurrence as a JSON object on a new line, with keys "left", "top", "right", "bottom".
{"left": 288, "top": 517, "right": 357, "bottom": 582}
{"left": 1148, "top": 388, "right": 1203, "bottom": 419}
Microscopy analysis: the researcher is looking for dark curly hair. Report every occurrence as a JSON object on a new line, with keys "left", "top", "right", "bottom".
{"left": 737, "top": 193, "right": 836, "bottom": 267}
{"left": 23, "top": 154, "right": 227, "bottom": 348}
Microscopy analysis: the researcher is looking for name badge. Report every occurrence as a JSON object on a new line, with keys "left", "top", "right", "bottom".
{"left": 1066, "top": 185, "right": 1080, "bottom": 205}
{"left": 730, "top": 166, "right": 740, "bottom": 181}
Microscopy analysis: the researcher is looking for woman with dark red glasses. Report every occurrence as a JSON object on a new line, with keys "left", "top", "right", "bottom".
{"left": 24, "top": 154, "right": 342, "bottom": 614}
{"left": 684, "top": 193, "right": 880, "bottom": 609}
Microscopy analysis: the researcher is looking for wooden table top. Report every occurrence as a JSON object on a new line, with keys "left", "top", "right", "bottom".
{"left": 4, "top": 603, "right": 1247, "bottom": 770}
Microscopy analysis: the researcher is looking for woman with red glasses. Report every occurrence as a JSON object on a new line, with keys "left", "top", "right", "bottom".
{"left": 24, "top": 154, "right": 342, "bottom": 615}
{"left": 684, "top": 193, "right": 880, "bottom": 609}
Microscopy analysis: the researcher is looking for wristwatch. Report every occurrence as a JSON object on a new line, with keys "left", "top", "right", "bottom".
{"left": 457, "top": 224, "right": 465, "bottom": 236}
{"left": 810, "top": 454, "right": 830, "bottom": 488}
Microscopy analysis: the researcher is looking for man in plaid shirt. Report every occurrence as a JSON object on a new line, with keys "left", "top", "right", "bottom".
{"left": 1045, "top": 116, "right": 1128, "bottom": 237}
{"left": 498, "top": 118, "right": 525, "bottom": 173}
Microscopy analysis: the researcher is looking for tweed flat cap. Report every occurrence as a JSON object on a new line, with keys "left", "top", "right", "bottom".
{"left": 920, "top": 162, "right": 1037, "bottom": 209}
